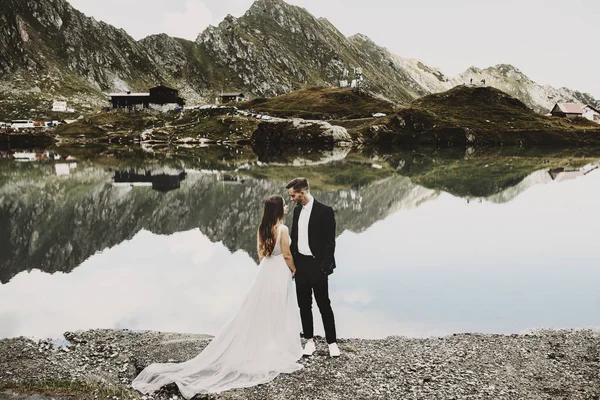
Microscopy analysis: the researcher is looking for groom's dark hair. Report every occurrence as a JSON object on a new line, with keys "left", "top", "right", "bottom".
{"left": 286, "top": 177, "right": 309, "bottom": 192}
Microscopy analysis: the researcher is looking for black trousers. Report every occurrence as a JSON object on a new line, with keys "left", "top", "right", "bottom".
{"left": 294, "top": 254, "right": 337, "bottom": 344}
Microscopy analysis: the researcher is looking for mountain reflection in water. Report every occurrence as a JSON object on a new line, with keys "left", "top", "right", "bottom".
{"left": 0, "top": 145, "right": 599, "bottom": 339}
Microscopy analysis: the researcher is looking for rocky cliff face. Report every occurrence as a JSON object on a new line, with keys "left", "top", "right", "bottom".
{"left": 0, "top": 0, "right": 597, "bottom": 118}
{"left": 137, "top": 34, "right": 212, "bottom": 104}
{"left": 196, "top": 0, "right": 436, "bottom": 103}
{"left": 0, "top": 0, "right": 168, "bottom": 114}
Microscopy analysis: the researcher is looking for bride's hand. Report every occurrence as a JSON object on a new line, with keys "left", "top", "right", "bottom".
{"left": 291, "top": 269, "right": 296, "bottom": 278}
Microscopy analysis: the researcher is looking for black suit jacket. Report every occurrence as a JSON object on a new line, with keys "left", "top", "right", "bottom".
{"left": 291, "top": 199, "right": 337, "bottom": 278}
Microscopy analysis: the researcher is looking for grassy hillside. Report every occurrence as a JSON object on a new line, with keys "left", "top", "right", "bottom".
{"left": 20, "top": 85, "right": 600, "bottom": 148}
{"left": 356, "top": 86, "right": 600, "bottom": 146}
{"left": 238, "top": 87, "right": 395, "bottom": 119}
{"left": 53, "top": 108, "right": 259, "bottom": 142}
{"left": 411, "top": 86, "right": 598, "bottom": 131}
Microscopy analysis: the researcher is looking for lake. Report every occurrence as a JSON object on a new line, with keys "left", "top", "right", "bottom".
{"left": 1, "top": 143, "right": 599, "bottom": 340}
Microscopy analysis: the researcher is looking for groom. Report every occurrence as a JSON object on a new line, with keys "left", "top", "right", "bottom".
{"left": 286, "top": 177, "right": 339, "bottom": 358}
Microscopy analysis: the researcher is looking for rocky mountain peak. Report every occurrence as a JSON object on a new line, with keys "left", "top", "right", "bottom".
{"left": 494, "top": 63, "right": 519, "bottom": 71}
{"left": 221, "top": 14, "right": 238, "bottom": 26}
{"left": 489, "top": 64, "right": 527, "bottom": 78}
{"left": 246, "top": 0, "right": 294, "bottom": 22}
{"left": 250, "top": 0, "right": 287, "bottom": 7}
{"left": 248, "top": 0, "right": 291, "bottom": 13}
{"left": 140, "top": 33, "right": 175, "bottom": 43}
{"left": 348, "top": 33, "right": 374, "bottom": 44}
{"left": 138, "top": 34, "right": 188, "bottom": 77}
{"left": 466, "top": 66, "right": 482, "bottom": 73}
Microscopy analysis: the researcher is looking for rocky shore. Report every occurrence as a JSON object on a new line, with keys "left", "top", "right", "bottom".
{"left": 1, "top": 329, "right": 599, "bottom": 400}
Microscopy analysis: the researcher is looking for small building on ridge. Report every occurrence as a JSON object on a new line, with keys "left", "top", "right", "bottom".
{"left": 109, "top": 91, "right": 151, "bottom": 110}
{"left": 550, "top": 103, "right": 584, "bottom": 118}
{"left": 582, "top": 104, "right": 600, "bottom": 122}
{"left": 109, "top": 85, "right": 185, "bottom": 111}
{"left": 219, "top": 92, "right": 245, "bottom": 104}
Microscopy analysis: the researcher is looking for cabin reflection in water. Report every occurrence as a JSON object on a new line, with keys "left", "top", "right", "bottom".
{"left": 548, "top": 163, "right": 599, "bottom": 182}
{"left": 112, "top": 169, "right": 187, "bottom": 192}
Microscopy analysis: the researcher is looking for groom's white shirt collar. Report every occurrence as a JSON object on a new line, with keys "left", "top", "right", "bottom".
{"left": 303, "top": 195, "right": 314, "bottom": 211}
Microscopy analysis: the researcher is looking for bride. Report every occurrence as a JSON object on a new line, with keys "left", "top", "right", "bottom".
{"left": 132, "top": 196, "right": 304, "bottom": 398}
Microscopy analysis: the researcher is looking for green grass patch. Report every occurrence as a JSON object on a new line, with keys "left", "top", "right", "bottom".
{"left": 239, "top": 86, "right": 395, "bottom": 119}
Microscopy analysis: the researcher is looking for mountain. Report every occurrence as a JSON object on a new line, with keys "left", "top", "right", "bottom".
{"left": 137, "top": 34, "right": 223, "bottom": 105}
{"left": 0, "top": 0, "right": 443, "bottom": 117}
{"left": 452, "top": 64, "right": 600, "bottom": 114}
{"left": 195, "top": 0, "right": 438, "bottom": 103}
{"left": 0, "top": 0, "right": 597, "bottom": 119}
{"left": 0, "top": 0, "right": 168, "bottom": 115}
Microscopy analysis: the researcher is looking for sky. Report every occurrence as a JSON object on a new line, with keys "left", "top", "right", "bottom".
{"left": 67, "top": 0, "right": 600, "bottom": 98}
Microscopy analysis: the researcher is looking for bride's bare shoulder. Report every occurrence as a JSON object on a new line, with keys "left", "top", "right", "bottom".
{"left": 273, "top": 224, "right": 289, "bottom": 234}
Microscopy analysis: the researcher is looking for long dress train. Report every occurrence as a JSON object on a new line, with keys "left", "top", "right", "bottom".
{"left": 132, "top": 225, "right": 303, "bottom": 399}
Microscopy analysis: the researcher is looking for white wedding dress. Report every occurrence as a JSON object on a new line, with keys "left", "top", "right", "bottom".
{"left": 132, "top": 225, "right": 303, "bottom": 399}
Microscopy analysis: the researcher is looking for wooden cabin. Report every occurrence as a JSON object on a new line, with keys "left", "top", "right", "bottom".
{"left": 109, "top": 85, "right": 185, "bottom": 110}
{"left": 220, "top": 92, "right": 245, "bottom": 104}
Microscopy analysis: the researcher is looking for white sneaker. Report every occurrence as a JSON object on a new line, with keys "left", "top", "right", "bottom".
{"left": 302, "top": 341, "right": 316, "bottom": 356}
{"left": 328, "top": 342, "right": 340, "bottom": 357}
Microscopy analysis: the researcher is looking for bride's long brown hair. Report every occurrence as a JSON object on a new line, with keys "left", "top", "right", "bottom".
{"left": 257, "top": 196, "right": 285, "bottom": 258}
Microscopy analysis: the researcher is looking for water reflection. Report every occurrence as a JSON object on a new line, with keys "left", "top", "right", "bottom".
{"left": 0, "top": 230, "right": 256, "bottom": 339}
{"left": 335, "top": 172, "right": 600, "bottom": 336}
{"left": 0, "top": 161, "right": 430, "bottom": 284}
{"left": 113, "top": 169, "right": 187, "bottom": 192}
{"left": 1, "top": 146, "right": 600, "bottom": 339}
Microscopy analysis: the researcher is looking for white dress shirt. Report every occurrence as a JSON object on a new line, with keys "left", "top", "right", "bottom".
{"left": 297, "top": 196, "right": 314, "bottom": 256}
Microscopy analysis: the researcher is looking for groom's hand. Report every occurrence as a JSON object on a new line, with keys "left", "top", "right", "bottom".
{"left": 320, "top": 262, "right": 334, "bottom": 276}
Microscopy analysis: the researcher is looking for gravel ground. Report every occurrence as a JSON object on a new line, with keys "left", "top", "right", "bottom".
{"left": 1, "top": 329, "right": 599, "bottom": 400}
